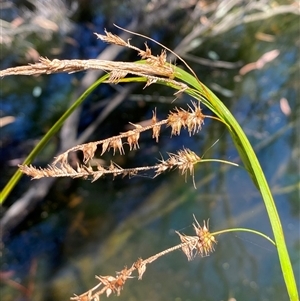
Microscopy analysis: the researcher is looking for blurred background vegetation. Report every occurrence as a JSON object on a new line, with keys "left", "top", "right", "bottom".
{"left": 0, "top": 1, "right": 299, "bottom": 300}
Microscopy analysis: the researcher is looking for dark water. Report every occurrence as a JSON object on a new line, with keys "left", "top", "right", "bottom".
{"left": 1, "top": 2, "right": 299, "bottom": 301}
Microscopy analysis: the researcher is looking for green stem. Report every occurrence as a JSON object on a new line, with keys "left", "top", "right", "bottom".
{"left": 173, "top": 66, "right": 298, "bottom": 300}
{"left": 200, "top": 159, "right": 239, "bottom": 167}
{"left": 108, "top": 71, "right": 298, "bottom": 299}
{"left": 212, "top": 228, "right": 276, "bottom": 246}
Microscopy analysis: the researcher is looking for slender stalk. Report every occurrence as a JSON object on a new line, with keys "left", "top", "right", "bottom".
{"left": 212, "top": 228, "right": 276, "bottom": 246}
{"left": 173, "top": 66, "right": 298, "bottom": 301}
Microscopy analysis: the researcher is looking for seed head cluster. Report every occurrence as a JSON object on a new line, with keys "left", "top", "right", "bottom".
{"left": 0, "top": 29, "right": 219, "bottom": 301}
{"left": 18, "top": 101, "right": 205, "bottom": 186}
{"left": 71, "top": 217, "right": 217, "bottom": 301}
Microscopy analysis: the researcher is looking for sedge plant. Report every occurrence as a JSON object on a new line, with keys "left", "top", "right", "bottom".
{"left": 0, "top": 28, "right": 298, "bottom": 301}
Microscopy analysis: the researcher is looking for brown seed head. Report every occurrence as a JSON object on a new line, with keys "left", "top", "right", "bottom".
{"left": 193, "top": 217, "right": 217, "bottom": 256}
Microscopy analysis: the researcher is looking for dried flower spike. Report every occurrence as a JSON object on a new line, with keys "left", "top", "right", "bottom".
{"left": 176, "top": 216, "right": 217, "bottom": 260}
{"left": 167, "top": 101, "right": 205, "bottom": 136}
{"left": 70, "top": 216, "right": 216, "bottom": 301}
{"left": 193, "top": 216, "right": 217, "bottom": 256}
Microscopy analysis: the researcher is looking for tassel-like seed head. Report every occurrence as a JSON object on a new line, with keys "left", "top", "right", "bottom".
{"left": 176, "top": 216, "right": 217, "bottom": 260}
{"left": 193, "top": 217, "right": 217, "bottom": 256}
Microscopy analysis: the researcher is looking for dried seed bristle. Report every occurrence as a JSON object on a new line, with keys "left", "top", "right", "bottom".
{"left": 175, "top": 231, "right": 199, "bottom": 261}
{"left": 83, "top": 143, "right": 97, "bottom": 164}
{"left": 155, "top": 148, "right": 200, "bottom": 187}
{"left": 176, "top": 217, "right": 217, "bottom": 260}
{"left": 151, "top": 109, "right": 161, "bottom": 142}
{"left": 134, "top": 258, "right": 147, "bottom": 280}
{"left": 167, "top": 101, "right": 204, "bottom": 136}
{"left": 192, "top": 216, "right": 217, "bottom": 256}
{"left": 94, "top": 30, "right": 128, "bottom": 47}
{"left": 139, "top": 43, "right": 152, "bottom": 59}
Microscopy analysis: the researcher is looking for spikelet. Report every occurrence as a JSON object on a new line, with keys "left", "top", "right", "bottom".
{"left": 70, "top": 216, "right": 216, "bottom": 301}
{"left": 19, "top": 101, "right": 207, "bottom": 184}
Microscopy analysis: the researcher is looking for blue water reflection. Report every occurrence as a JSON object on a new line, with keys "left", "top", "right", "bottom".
{"left": 1, "top": 4, "right": 299, "bottom": 301}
